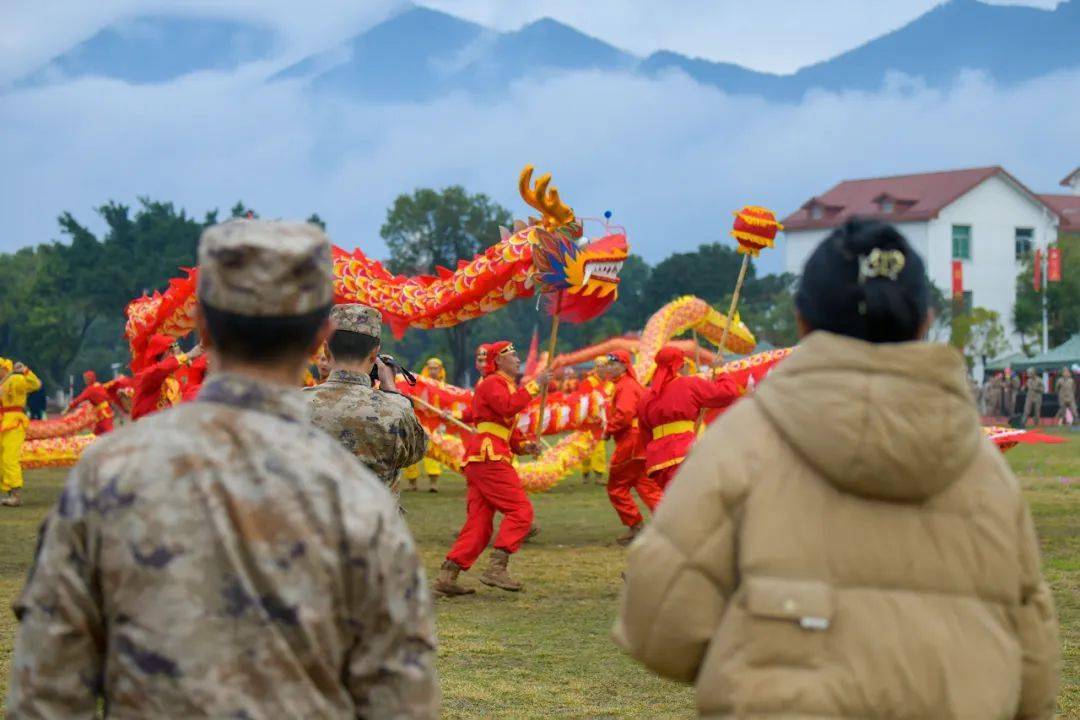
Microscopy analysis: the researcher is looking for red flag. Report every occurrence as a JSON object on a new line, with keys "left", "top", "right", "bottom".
{"left": 1033, "top": 249, "right": 1042, "bottom": 292}
{"left": 523, "top": 325, "right": 540, "bottom": 377}
{"left": 951, "top": 260, "right": 963, "bottom": 298}
{"left": 1048, "top": 245, "right": 1061, "bottom": 283}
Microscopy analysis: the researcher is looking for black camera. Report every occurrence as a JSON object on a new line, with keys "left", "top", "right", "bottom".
{"left": 370, "top": 354, "right": 417, "bottom": 386}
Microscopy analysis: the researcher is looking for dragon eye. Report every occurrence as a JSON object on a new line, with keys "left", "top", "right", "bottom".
{"left": 577, "top": 236, "right": 590, "bottom": 248}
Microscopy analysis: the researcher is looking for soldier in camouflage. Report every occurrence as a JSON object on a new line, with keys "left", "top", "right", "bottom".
{"left": 1021, "top": 367, "right": 1044, "bottom": 427}
{"left": 7, "top": 219, "right": 439, "bottom": 719}
{"left": 305, "top": 303, "right": 427, "bottom": 494}
{"left": 1056, "top": 367, "right": 1077, "bottom": 426}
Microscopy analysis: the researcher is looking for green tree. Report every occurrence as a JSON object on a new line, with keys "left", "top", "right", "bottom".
{"left": 951, "top": 307, "right": 1008, "bottom": 369}
{"left": 739, "top": 272, "right": 798, "bottom": 348}
{"left": 927, "top": 281, "right": 953, "bottom": 343}
{"left": 644, "top": 243, "right": 747, "bottom": 308}
{"left": 0, "top": 199, "right": 214, "bottom": 390}
{"left": 380, "top": 186, "right": 513, "bottom": 384}
{"left": 1014, "top": 235, "right": 1080, "bottom": 351}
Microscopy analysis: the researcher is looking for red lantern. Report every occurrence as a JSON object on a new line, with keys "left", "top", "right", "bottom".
{"left": 731, "top": 206, "right": 783, "bottom": 257}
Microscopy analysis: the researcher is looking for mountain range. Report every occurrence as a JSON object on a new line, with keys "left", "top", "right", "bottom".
{"left": 12, "top": 1, "right": 1080, "bottom": 100}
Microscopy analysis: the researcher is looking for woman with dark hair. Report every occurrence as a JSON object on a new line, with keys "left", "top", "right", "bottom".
{"left": 616, "top": 218, "right": 1060, "bottom": 719}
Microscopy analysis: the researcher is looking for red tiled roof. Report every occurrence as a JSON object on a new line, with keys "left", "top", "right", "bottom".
{"left": 1041, "top": 194, "right": 1080, "bottom": 233}
{"left": 782, "top": 166, "right": 1046, "bottom": 231}
{"left": 1061, "top": 167, "right": 1080, "bottom": 188}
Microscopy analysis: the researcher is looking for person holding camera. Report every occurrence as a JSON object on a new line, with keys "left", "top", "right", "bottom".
{"left": 0, "top": 358, "right": 41, "bottom": 507}
{"left": 305, "top": 303, "right": 427, "bottom": 495}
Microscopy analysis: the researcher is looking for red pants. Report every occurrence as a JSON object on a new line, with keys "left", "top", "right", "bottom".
{"left": 94, "top": 417, "right": 114, "bottom": 435}
{"left": 447, "top": 460, "right": 535, "bottom": 570}
{"left": 607, "top": 458, "right": 662, "bottom": 527}
{"left": 650, "top": 464, "right": 682, "bottom": 492}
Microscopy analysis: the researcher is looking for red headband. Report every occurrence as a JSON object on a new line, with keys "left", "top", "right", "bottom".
{"left": 606, "top": 350, "right": 636, "bottom": 380}
{"left": 485, "top": 341, "right": 514, "bottom": 376}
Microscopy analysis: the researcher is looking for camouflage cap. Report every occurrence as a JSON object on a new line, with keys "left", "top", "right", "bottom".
{"left": 197, "top": 219, "right": 334, "bottom": 317}
{"left": 331, "top": 303, "right": 382, "bottom": 338}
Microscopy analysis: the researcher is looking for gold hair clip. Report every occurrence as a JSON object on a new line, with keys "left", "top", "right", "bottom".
{"left": 858, "top": 248, "right": 905, "bottom": 283}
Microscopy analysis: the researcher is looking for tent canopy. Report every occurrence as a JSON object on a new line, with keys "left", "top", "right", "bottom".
{"left": 986, "top": 351, "right": 1028, "bottom": 372}
{"left": 1007, "top": 334, "right": 1080, "bottom": 372}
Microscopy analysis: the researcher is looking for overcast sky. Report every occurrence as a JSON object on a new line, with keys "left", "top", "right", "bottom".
{"left": 0, "top": 0, "right": 1075, "bottom": 277}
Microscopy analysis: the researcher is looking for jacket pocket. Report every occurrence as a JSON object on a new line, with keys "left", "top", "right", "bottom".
{"left": 741, "top": 576, "right": 835, "bottom": 667}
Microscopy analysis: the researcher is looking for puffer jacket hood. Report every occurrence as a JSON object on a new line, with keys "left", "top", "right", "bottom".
{"left": 753, "top": 331, "right": 981, "bottom": 502}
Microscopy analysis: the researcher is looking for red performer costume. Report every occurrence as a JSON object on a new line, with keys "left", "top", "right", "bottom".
{"left": 638, "top": 346, "right": 741, "bottom": 491}
{"left": 602, "top": 351, "right": 662, "bottom": 545}
{"left": 131, "top": 335, "right": 207, "bottom": 420}
{"left": 68, "top": 371, "right": 115, "bottom": 434}
{"left": 437, "top": 341, "right": 543, "bottom": 596}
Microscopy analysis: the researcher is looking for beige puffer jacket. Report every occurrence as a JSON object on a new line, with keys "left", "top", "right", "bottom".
{"left": 614, "top": 332, "right": 1059, "bottom": 719}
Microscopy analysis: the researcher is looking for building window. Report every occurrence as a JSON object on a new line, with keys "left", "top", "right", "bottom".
{"left": 879, "top": 199, "right": 894, "bottom": 213}
{"left": 810, "top": 205, "right": 823, "bottom": 220}
{"left": 962, "top": 290, "right": 973, "bottom": 315}
{"left": 1015, "top": 228, "right": 1033, "bottom": 260}
{"left": 952, "top": 224, "right": 972, "bottom": 260}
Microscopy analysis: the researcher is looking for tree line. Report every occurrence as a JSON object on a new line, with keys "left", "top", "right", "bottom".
{"left": 5, "top": 187, "right": 1071, "bottom": 390}
{"left": 0, "top": 190, "right": 799, "bottom": 389}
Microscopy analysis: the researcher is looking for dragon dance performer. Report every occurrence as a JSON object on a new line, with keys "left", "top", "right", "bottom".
{"left": 638, "top": 346, "right": 741, "bottom": 491}
{"left": 0, "top": 358, "right": 41, "bottom": 507}
{"left": 579, "top": 357, "right": 610, "bottom": 485}
{"left": 131, "top": 335, "right": 207, "bottom": 420}
{"left": 405, "top": 357, "right": 447, "bottom": 492}
{"left": 472, "top": 343, "right": 490, "bottom": 389}
{"left": 67, "top": 370, "right": 115, "bottom": 435}
{"left": 435, "top": 341, "right": 551, "bottom": 597}
{"left": 601, "top": 351, "right": 662, "bottom": 546}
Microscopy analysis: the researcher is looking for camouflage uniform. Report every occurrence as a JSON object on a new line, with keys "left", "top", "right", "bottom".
{"left": 8, "top": 219, "right": 438, "bottom": 719}
{"left": 983, "top": 375, "right": 1003, "bottom": 416}
{"left": 1021, "top": 370, "right": 1044, "bottom": 427}
{"left": 305, "top": 304, "right": 427, "bottom": 493}
{"left": 1056, "top": 370, "right": 1077, "bottom": 425}
{"left": 1005, "top": 374, "right": 1021, "bottom": 417}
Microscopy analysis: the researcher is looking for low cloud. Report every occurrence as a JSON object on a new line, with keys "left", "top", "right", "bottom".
{"left": 1, "top": 62, "right": 1077, "bottom": 276}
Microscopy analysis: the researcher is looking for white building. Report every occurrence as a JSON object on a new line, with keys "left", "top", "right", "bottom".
{"left": 781, "top": 166, "right": 1061, "bottom": 350}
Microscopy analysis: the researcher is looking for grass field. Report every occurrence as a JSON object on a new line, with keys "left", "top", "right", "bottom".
{"left": 0, "top": 430, "right": 1076, "bottom": 718}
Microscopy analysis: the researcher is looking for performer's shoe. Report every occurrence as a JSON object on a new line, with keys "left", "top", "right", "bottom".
{"left": 428, "top": 487, "right": 439, "bottom": 493}
{"left": 524, "top": 524, "right": 540, "bottom": 543}
{"left": 479, "top": 549, "right": 523, "bottom": 592}
{"left": 594, "top": 475, "right": 607, "bottom": 486}
{"left": 581, "top": 472, "right": 591, "bottom": 484}
{"left": 615, "top": 522, "right": 643, "bottom": 547}
{"left": 1, "top": 489, "right": 22, "bottom": 507}
{"left": 433, "top": 560, "right": 475, "bottom": 597}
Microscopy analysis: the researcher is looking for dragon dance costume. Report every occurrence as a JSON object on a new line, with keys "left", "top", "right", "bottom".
{"left": 445, "top": 342, "right": 540, "bottom": 573}
{"left": 602, "top": 351, "right": 662, "bottom": 537}
{"left": 131, "top": 335, "right": 207, "bottom": 421}
{"left": 405, "top": 358, "right": 446, "bottom": 491}
{"left": 68, "top": 371, "right": 115, "bottom": 435}
{"left": 638, "top": 347, "right": 741, "bottom": 491}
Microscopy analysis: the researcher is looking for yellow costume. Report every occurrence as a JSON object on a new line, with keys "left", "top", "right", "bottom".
{"left": 0, "top": 359, "right": 41, "bottom": 502}
{"left": 579, "top": 360, "right": 612, "bottom": 483}
{"left": 407, "top": 357, "right": 446, "bottom": 492}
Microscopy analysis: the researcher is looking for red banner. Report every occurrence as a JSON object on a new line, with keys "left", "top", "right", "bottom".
{"left": 951, "top": 260, "right": 963, "bottom": 298}
{"left": 1033, "top": 249, "right": 1042, "bottom": 292}
{"left": 1048, "top": 246, "right": 1061, "bottom": 283}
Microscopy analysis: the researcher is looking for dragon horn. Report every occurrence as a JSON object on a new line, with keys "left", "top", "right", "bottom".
{"left": 518, "top": 164, "right": 575, "bottom": 229}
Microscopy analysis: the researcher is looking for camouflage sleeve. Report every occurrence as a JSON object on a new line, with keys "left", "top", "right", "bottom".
{"left": 7, "top": 467, "right": 103, "bottom": 719}
{"left": 343, "top": 489, "right": 439, "bottom": 718}
{"left": 388, "top": 393, "right": 428, "bottom": 470}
